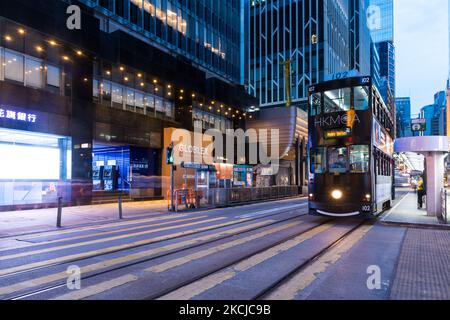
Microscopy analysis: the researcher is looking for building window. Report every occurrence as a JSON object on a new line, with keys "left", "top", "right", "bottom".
{"left": 25, "top": 57, "right": 43, "bottom": 88}
{"left": 47, "top": 64, "right": 61, "bottom": 88}
{"left": 4, "top": 50, "right": 24, "bottom": 83}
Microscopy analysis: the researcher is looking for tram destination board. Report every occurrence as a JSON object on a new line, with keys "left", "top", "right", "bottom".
{"left": 324, "top": 127, "right": 352, "bottom": 139}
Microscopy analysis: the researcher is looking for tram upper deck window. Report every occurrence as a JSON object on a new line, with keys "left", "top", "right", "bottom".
{"left": 328, "top": 147, "right": 348, "bottom": 174}
{"left": 324, "top": 88, "right": 351, "bottom": 114}
{"left": 310, "top": 92, "right": 321, "bottom": 116}
{"left": 354, "top": 86, "right": 369, "bottom": 110}
{"left": 349, "top": 145, "right": 369, "bottom": 173}
{"left": 310, "top": 148, "right": 327, "bottom": 174}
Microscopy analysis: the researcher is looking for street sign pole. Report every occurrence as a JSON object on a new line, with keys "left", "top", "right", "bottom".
{"left": 170, "top": 164, "right": 175, "bottom": 212}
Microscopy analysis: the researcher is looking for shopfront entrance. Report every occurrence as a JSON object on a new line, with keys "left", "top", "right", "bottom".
{"left": 0, "top": 128, "right": 71, "bottom": 208}
{"left": 92, "top": 143, "right": 161, "bottom": 200}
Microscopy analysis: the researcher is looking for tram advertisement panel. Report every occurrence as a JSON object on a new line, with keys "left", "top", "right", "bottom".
{"left": 310, "top": 110, "right": 372, "bottom": 146}
{"left": 372, "top": 119, "right": 394, "bottom": 156}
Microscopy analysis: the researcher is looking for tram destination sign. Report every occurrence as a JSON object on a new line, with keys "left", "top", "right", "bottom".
{"left": 324, "top": 127, "right": 352, "bottom": 139}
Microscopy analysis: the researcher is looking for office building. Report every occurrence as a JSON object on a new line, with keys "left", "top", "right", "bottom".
{"left": 0, "top": 0, "right": 255, "bottom": 209}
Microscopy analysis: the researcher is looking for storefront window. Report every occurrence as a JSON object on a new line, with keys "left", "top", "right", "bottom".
{"left": 112, "top": 83, "right": 123, "bottom": 106}
{"left": 324, "top": 88, "right": 351, "bottom": 114}
{"left": 310, "top": 92, "right": 321, "bottom": 116}
{"left": 135, "top": 91, "right": 144, "bottom": 113}
{"left": 328, "top": 147, "right": 348, "bottom": 173}
{"left": 126, "top": 88, "right": 135, "bottom": 111}
{"left": 349, "top": 145, "right": 370, "bottom": 173}
{"left": 101, "top": 81, "right": 112, "bottom": 104}
{"left": 155, "top": 97, "right": 164, "bottom": 113}
{"left": 310, "top": 147, "right": 327, "bottom": 174}
{"left": 25, "top": 57, "right": 43, "bottom": 88}
{"left": 47, "top": 64, "right": 60, "bottom": 88}
{"left": 145, "top": 94, "right": 154, "bottom": 113}
{"left": 354, "top": 86, "right": 369, "bottom": 111}
{"left": 4, "top": 50, "right": 24, "bottom": 83}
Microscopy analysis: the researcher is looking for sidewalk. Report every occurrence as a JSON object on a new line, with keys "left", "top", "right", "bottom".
{"left": 381, "top": 191, "right": 449, "bottom": 228}
{"left": 0, "top": 200, "right": 169, "bottom": 238}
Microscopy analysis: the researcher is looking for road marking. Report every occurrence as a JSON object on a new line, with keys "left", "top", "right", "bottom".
{"left": 264, "top": 224, "right": 374, "bottom": 300}
{"left": 380, "top": 192, "right": 411, "bottom": 222}
{"left": 51, "top": 274, "right": 139, "bottom": 300}
{"left": 13, "top": 213, "right": 195, "bottom": 241}
{"left": 237, "top": 203, "right": 307, "bottom": 219}
{"left": 0, "top": 220, "right": 274, "bottom": 297}
{"left": 0, "top": 217, "right": 225, "bottom": 262}
{"left": 0, "top": 215, "right": 207, "bottom": 253}
{"left": 146, "top": 221, "right": 302, "bottom": 273}
{"left": 158, "top": 223, "right": 334, "bottom": 300}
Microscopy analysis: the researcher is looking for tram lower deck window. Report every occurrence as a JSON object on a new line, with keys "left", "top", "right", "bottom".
{"left": 310, "top": 148, "right": 327, "bottom": 174}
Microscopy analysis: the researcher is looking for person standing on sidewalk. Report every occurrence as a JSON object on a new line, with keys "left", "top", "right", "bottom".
{"left": 417, "top": 176, "right": 426, "bottom": 209}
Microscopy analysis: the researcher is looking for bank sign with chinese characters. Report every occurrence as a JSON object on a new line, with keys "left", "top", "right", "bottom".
{"left": 0, "top": 106, "right": 37, "bottom": 123}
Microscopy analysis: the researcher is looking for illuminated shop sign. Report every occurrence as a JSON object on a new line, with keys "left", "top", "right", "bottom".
{"left": 0, "top": 106, "right": 37, "bottom": 123}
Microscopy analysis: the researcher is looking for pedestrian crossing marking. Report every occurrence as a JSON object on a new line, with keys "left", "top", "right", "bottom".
{"left": 0, "top": 220, "right": 274, "bottom": 296}
{"left": 158, "top": 223, "right": 335, "bottom": 300}
{"left": 13, "top": 213, "right": 196, "bottom": 241}
{"left": 0, "top": 215, "right": 207, "bottom": 253}
{"left": 146, "top": 221, "right": 302, "bottom": 273}
{"left": 51, "top": 274, "right": 139, "bottom": 300}
{"left": 264, "top": 224, "right": 373, "bottom": 300}
{"left": 0, "top": 217, "right": 225, "bottom": 262}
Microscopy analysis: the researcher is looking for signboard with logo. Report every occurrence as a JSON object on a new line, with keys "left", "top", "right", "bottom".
{"left": 411, "top": 118, "right": 426, "bottom": 132}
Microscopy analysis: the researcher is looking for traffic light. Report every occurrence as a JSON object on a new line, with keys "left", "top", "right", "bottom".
{"left": 166, "top": 143, "right": 174, "bottom": 165}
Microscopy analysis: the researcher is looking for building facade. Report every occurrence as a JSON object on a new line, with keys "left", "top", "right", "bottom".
{"left": 368, "top": 0, "right": 395, "bottom": 108}
{"left": 419, "top": 91, "right": 447, "bottom": 137}
{"left": 0, "top": 0, "right": 254, "bottom": 210}
{"left": 395, "top": 97, "right": 412, "bottom": 137}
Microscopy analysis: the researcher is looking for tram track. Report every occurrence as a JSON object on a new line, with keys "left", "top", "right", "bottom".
{"left": 3, "top": 205, "right": 319, "bottom": 300}
{"left": 153, "top": 218, "right": 368, "bottom": 300}
{"left": 0, "top": 203, "right": 308, "bottom": 281}
{"left": 255, "top": 219, "right": 371, "bottom": 300}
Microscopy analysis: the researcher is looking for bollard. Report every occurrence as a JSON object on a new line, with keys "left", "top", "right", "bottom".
{"left": 56, "top": 197, "right": 63, "bottom": 228}
{"left": 118, "top": 193, "right": 123, "bottom": 219}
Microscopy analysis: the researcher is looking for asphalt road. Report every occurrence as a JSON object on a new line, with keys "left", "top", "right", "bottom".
{"left": 0, "top": 193, "right": 425, "bottom": 300}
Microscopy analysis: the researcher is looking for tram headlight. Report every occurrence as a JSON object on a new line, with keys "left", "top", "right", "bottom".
{"left": 365, "top": 194, "right": 371, "bottom": 201}
{"left": 331, "top": 189, "right": 343, "bottom": 200}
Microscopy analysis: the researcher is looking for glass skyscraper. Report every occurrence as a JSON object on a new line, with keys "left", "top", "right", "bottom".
{"left": 368, "top": 0, "right": 394, "bottom": 43}
{"left": 248, "top": 0, "right": 372, "bottom": 108}
{"left": 395, "top": 97, "right": 412, "bottom": 137}
{"left": 369, "top": 0, "right": 395, "bottom": 107}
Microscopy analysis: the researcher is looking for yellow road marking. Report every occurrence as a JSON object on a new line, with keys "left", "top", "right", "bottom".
{"left": 264, "top": 224, "right": 374, "bottom": 300}
{"left": 13, "top": 213, "right": 194, "bottom": 241}
{"left": 51, "top": 274, "right": 139, "bottom": 300}
{"left": 0, "top": 216, "right": 207, "bottom": 252}
{"left": 0, "top": 217, "right": 225, "bottom": 261}
{"left": 146, "top": 221, "right": 302, "bottom": 273}
{"left": 158, "top": 223, "right": 334, "bottom": 300}
{"left": 0, "top": 219, "right": 274, "bottom": 296}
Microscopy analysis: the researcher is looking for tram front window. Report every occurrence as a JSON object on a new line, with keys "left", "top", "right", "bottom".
{"left": 329, "top": 147, "right": 348, "bottom": 173}
{"left": 349, "top": 145, "right": 370, "bottom": 173}
{"left": 324, "top": 88, "right": 351, "bottom": 113}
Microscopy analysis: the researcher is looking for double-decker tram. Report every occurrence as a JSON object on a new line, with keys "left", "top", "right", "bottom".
{"left": 308, "top": 76, "right": 395, "bottom": 217}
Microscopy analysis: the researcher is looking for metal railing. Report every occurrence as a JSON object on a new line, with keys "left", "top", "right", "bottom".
{"left": 441, "top": 188, "right": 448, "bottom": 224}
{"left": 168, "top": 186, "right": 300, "bottom": 211}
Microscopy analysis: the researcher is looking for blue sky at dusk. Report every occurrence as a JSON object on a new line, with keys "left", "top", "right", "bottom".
{"left": 395, "top": 0, "right": 449, "bottom": 115}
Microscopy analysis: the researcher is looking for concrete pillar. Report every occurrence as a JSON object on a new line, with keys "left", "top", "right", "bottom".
{"left": 425, "top": 152, "right": 446, "bottom": 217}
